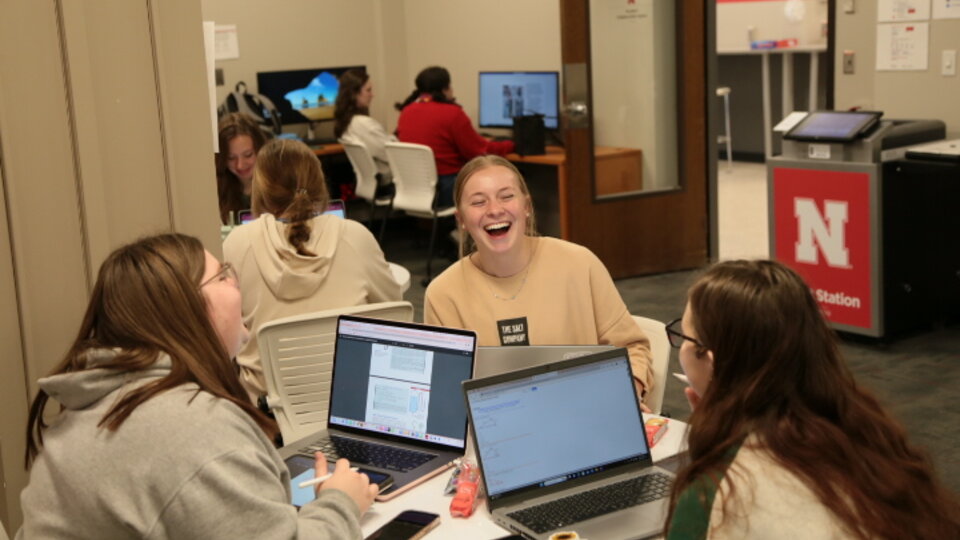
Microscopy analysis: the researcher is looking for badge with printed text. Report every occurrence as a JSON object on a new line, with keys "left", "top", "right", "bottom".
{"left": 496, "top": 317, "right": 529, "bottom": 346}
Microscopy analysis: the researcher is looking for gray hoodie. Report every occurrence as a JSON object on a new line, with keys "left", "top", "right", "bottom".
{"left": 17, "top": 350, "right": 361, "bottom": 539}
{"left": 224, "top": 214, "right": 401, "bottom": 398}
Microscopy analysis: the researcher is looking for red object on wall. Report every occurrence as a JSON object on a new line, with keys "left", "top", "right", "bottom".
{"left": 773, "top": 167, "right": 873, "bottom": 329}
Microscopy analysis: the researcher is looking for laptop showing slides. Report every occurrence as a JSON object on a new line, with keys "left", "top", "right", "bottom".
{"left": 463, "top": 348, "right": 674, "bottom": 539}
{"left": 280, "top": 315, "right": 476, "bottom": 500}
{"left": 475, "top": 344, "right": 614, "bottom": 378}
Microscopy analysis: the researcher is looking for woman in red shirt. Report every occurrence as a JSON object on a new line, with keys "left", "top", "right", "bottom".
{"left": 396, "top": 66, "right": 514, "bottom": 208}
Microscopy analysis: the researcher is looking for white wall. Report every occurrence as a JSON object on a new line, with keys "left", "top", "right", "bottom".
{"left": 834, "top": 2, "right": 960, "bottom": 137}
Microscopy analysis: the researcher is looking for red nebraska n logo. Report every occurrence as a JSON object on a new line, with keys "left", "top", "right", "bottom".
{"left": 794, "top": 198, "right": 851, "bottom": 269}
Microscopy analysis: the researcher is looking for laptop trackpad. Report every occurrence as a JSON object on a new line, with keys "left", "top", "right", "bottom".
{"left": 566, "top": 501, "right": 668, "bottom": 540}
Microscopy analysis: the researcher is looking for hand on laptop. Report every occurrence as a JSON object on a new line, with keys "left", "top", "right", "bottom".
{"left": 316, "top": 455, "right": 378, "bottom": 514}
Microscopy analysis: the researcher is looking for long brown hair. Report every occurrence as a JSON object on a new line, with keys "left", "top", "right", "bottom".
{"left": 453, "top": 155, "right": 538, "bottom": 259}
{"left": 251, "top": 139, "right": 330, "bottom": 256}
{"left": 25, "top": 234, "right": 277, "bottom": 468}
{"left": 665, "top": 260, "right": 960, "bottom": 538}
{"left": 216, "top": 112, "right": 270, "bottom": 224}
{"left": 333, "top": 69, "right": 369, "bottom": 139}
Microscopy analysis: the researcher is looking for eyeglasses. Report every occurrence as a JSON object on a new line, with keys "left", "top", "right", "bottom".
{"left": 665, "top": 318, "right": 704, "bottom": 349}
{"left": 200, "top": 262, "right": 238, "bottom": 288}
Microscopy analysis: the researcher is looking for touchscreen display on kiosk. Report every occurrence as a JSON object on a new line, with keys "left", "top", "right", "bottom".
{"left": 784, "top": 111, "right": 882, "bottom": 142}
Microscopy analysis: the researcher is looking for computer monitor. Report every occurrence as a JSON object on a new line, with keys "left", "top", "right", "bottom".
{"left": 478, "top": 71, "right": 559, "bottom": 130}
{"left": 256, "top": 66, "right": 365, "bottom": 126}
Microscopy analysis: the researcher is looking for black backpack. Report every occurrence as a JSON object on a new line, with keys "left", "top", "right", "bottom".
{"left": 218, "top": 81, "right": 282, "bottom": 135}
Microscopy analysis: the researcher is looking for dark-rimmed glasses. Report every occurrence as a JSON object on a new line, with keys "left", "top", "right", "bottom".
{"left": 665, "top": 318, "right": 704, "bottom": 349}
{"left": 200, "top": 262, "right": 238, "bottom": 288}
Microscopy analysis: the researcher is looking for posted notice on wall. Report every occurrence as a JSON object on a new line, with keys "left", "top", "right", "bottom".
{"left": 933, "top": 0, "right": 960, "bottom": 19}
{"left": 876, "top": 22, "right": 929, "bottom": 70}
{"left": 214, "top": 24, "right": 240, "bottom": 60}
{"left": 878, "top": 0, "right": 931, "bottom": 22}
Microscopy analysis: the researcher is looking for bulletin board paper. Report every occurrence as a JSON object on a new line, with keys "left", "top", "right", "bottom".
{"left": 877, "top": 0, "right": 932, "bottom": 22}
{"left": 933, "top": 0, "right": 960, "bottom": 19}
{"left": 875, "top": 22, "right": 929, "bottom": 70}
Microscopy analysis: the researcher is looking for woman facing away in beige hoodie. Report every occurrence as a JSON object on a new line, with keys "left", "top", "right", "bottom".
{"left": 224, "top": 139, "right": 402, "bottom": 403}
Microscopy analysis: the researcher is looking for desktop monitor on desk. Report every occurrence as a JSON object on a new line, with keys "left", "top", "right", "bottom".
{"left": 257, "top": 65, "right": 365, "bottom": 127}
{"left": 478, "top": 71, "right": 559, "bottom": 130}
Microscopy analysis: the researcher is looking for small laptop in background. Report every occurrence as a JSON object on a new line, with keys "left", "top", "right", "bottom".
{"left": 280, "top": 315, "right": 477, "bottom": 500}
{"left": 463, "top": 348, "right": 674, "bottom": 539}
{"left": 236, "top": 199, "right": 346, "bottom": 225}
{"left": 475, "top": 344, "right": 614, "bottom": 378}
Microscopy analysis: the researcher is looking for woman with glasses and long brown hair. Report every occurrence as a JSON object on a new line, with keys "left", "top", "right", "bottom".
{"left": 18, "top": 233, "right": 377, "bottom": 539}
{"left": 664, "top": 259, "right": 959, "bottom": 539}
{"left": 223, "top": 139, "right": 401, "bottom": 402}
{"left": 424, "top": 155, "right": 654, "bottom": 405}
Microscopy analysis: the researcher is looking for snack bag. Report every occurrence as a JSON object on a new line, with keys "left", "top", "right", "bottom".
{"left": 645, "top": 417, "right": 669, "bottom": 448}
{"left": 449, "top": 461, "right": 482, "bottom": 518}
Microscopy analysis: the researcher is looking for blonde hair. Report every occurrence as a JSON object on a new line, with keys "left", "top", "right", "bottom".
{"left": 453, "top": 155, "right": 538, "bottom": 258}
{"left": 252, "top": 139, "right": 331, "bottom": 256}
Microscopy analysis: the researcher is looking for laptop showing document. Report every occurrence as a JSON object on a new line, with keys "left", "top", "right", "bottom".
{"left": 280, "top": 315, "right": 476, "bottom": 500}
{"left": 463, "top": 348, "right": 673, "bottom": 539}
{"left": 475, "top": 344, "right": 614, "bottom": 378}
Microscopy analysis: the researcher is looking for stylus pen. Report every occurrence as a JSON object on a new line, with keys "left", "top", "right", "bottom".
{"left": 672, "top": 372, "right": 690, "bottom": 385}
{"left": 298, "top": 466, "right": 359, "bottom": 489}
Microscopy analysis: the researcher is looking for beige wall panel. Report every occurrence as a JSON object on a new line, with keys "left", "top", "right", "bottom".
{"left": 0, "top": 164, "right": 29, "bottom": 536}
{"left": 835, "top": 2, "right": 960, "bottom": 137}
{"left": 150, "top": 0, "right": 223, "bottom": 253}
{"left": 401, "top": 0, "right": 562, "bottom": 129}
{"left": 0, "top": 0, "right": 89, "bottom": 532}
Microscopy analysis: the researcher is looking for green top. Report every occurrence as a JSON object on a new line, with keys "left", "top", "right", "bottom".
{"left": 666, "top": 442, "right": 744, "bottom": 540}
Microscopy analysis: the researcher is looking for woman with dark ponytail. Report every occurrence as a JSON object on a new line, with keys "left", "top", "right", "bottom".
{"left": 396, "top": 66, "right": 515, "bottom": 208}
{"left": 223, "top": 139, "right": 401, "bottom": 401}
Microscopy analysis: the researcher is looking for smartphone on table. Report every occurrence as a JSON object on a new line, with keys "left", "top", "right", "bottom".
{"left": 284, "top": 454, "right": 394, "bottom": 508}
{"left": 364, "top": 510, "right": 440, "bottom": 540}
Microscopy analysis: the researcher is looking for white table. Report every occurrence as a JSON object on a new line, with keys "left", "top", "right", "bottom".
{"left": 359, "top": 415, "right": 688, "bottom": 538}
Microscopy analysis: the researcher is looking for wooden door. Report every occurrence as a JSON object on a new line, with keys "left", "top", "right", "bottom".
{"left": 559, "top": 0, "right": 708, "bottom": 278}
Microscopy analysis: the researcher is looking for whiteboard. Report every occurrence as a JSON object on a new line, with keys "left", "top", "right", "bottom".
{"left": 717, "top": 0, "right": 829, "bottom": 53}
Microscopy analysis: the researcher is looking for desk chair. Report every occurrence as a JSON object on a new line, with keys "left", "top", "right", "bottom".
{"left": 717, "top": 87, "right": 733, "bottom": 173}
{"left": 340, "top": 139, "right": 394, "bottom": 242}
{"left": 632, "top": 315, "right": 670, "bottom": 415}
{"left": 385, "top": 142, "right": 456, "bottom": 285}
{"left": 258, "top": 301, "right": 414, "bottom": 444}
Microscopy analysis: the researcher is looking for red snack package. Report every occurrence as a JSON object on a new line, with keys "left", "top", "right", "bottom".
{"left": 449, "top": 462, "right": 481, "bottom": 518}
{"left": 645, "top": 417, "right": 669, "bottom": 448}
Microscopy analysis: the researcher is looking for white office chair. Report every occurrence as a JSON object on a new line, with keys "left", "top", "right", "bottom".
{"left": 385, "top": 142, "right": 456, "bottom": 285}
{"left": 340, "top": 139, "right": 394, "bottom": 242}
{"left": 258, "top": 301, "right": 414, "bottom": 444}
{"left": 632, "top": 315, "right": 670, "bottom": 415}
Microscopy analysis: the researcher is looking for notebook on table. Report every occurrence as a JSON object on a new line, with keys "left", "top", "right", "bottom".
{"left": 463, "top": 348, "right": 674, "bottom": 539}
{"left": 279, "top": 315, "right": 477, "bottom": 501}
{"left": 475, "top": 344, "right": 614, "bottom": 378}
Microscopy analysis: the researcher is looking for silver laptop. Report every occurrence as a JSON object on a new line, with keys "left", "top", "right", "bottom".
{"left": 280, "top": 315, "right": 476, "bottom": 500}
{"left": 463, "top": 348, "right": 673, "bottom": 539}
{"left": 475, "top": 344, "right": 614, "bottom": 378}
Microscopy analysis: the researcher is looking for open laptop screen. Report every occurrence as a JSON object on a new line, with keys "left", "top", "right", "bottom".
{"left": 329, "top": 316, "right": 476, "bottom": 449}
{"left": 465, "top": 352, "right": 649, "bottom": 500}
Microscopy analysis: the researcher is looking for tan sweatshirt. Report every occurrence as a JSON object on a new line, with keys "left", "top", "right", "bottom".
{"left": 224, "top": 214, "right": 402, "bottom": 400}
{"left": 424, "top": 236, "right": 653, "bottom": 396}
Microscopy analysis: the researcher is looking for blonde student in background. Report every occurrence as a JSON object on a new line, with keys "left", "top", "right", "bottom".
{"left": 424, "top": 155, "right": 654, "bottom": 407}
{"left": 665, "top": 259, "right": 960, "bottom": 539}
{"left": 18, "top": 234, "right": 376, "bottom": 539}
{"left": 224, "top": 139, "right": 401, "bottom": 403}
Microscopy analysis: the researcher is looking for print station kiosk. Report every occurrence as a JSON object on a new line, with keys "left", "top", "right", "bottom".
{"left": 767, "top": 111, "right": 945, "bottom": 338}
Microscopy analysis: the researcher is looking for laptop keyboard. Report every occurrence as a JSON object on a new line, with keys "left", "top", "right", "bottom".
{"left": 508, "top": 472, "right": 672, "bottom": 534}
{"left": 298, "top": 435, "right": 436, "bottom": 472}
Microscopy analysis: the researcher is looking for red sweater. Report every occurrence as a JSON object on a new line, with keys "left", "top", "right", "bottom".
{"left": 397, "top": 98, "right": 515, "bottom": 176}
